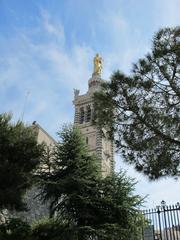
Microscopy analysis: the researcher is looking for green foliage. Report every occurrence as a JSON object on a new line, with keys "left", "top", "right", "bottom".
{"left": 89, "top": 172, "right": 144, "bottom": 240}
{"left": 32, "top": 217, "right": 77, "bottom": 240}
{"left": 0, "top": 113, "right": 43, "bottom": 211}
{"left": 94, "top": 27, "right": 180, "bottom": 179}
{"left": 39, "top": 125, "right": 101, "bottom": 221}
{"left": 0, "top": 218, "right": 31, "bottom": 240}
{"left": 38, "top": 125, "right": 144, "bottom": 239}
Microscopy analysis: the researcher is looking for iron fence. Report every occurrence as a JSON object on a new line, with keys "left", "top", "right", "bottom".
{"left": 142, "top": 201, "right": 180, "bottom": 240}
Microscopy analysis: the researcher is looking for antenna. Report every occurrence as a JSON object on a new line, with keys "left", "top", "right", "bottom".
{"left": 21, "top": 90, "right": 30, "bottom": 121}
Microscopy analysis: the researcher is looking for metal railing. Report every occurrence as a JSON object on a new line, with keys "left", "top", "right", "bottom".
{"left": 143, "top": 201, "right": 180, "bottom": 240}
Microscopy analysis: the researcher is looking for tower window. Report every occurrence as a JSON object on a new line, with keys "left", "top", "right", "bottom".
{"left": 86, "top": 105, "right": 91, "bottom": 122}
{"left": 79, "top": 107, "right": 85, "bottom": 124}
{"left": 86, "top": 137, "right": 88, "bottom": 144}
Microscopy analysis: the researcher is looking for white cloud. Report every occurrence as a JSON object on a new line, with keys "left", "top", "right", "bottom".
{"left": 95, "top": 6, "right": 151, "bottom": 76}
{"left": 0, "top": 9, "right": 96, "bottom": 138}
{"left": 40, "top": 9, "right": 65, "bottom": 42}
{"left": 99, "top": 9, "right": 129, "bottom": 37}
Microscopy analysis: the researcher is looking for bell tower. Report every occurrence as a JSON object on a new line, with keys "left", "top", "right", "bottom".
{"left": 73, "top": 54, "right": 114, "bottom": 177}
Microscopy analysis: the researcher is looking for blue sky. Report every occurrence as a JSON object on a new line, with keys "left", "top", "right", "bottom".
{"left": 0, "top": 0, "right": 180, "bottom": 209}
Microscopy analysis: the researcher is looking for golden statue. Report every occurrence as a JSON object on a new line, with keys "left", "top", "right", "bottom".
{"left": 93, "top": 53, "right": 103, "bottom": 75}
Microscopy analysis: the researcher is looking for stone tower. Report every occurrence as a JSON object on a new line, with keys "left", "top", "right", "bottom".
{"left": 73, "top": 54, "right": 114, "bottom": 177}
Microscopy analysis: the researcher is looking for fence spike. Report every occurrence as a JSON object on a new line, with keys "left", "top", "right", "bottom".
{"left": 142, "top": 203, "right": 180, "bottom": 240}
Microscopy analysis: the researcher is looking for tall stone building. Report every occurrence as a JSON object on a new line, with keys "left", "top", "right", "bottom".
{"left": 73, "top": 54, "right": 114, "bottom": 177}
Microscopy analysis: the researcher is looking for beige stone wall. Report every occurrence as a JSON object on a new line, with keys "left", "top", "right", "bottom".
{"left": 77, "top": 123, "right": 97, "bottom": 153}
{"left": 32, "top": 123, "right": 56, "bottom": 147}
{"left": 73, "top": 74, "right": 114, "bottom": 177}
{"left": 37, "top": 127, "right": 55, "bottom": 146}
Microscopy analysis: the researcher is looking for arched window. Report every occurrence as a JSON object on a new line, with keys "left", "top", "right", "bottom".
{"left": 79, "top": 107, "right": 84, "bottom": 124}
{"left": 86, "top": 105, "right": 91, "bottom": 122}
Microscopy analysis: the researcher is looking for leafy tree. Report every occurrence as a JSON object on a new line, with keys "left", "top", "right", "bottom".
{"left": 31, "top": 217, "right": 76, "bottom": 240}
{"left": 88, "top": 172, "right": 144, "bottom": 240}
{"left": 0, "top": 218, "right": 31, "bottom": 240}
{"left": 0, "top": 113, "right": 43, "bottom": 211}
{"left": 39, "top": 125, "right": 143, "bottom": 239}
{"left": 39, "top": 126, "right": 101, "bottom": 230}
{"left": 94, "top": 27, "right": 180, "bottom": 179}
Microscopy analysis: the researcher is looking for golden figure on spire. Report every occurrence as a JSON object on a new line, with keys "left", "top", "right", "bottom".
{"left": 93, "top": 53, "right": 103, "bottom": 75}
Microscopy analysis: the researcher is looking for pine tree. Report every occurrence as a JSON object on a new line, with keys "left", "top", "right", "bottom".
{"left": 39, "top": 126, "right": 101, "bottom": 233}
{"left": 94, "top": 27, "right": 180, "bottom": 179}
{"left": 0, "top": 113, "right": 43, "bottom": 211}
{"left": 39, "top": 125, "right": 143, "bottom": 239}
{"left": 88, "top": 172, "right": 143, "bottom": 240}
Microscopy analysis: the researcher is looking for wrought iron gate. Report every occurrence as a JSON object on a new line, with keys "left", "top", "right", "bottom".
{"left": 143, "top": 201, "right": 180, "bottom": 240}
